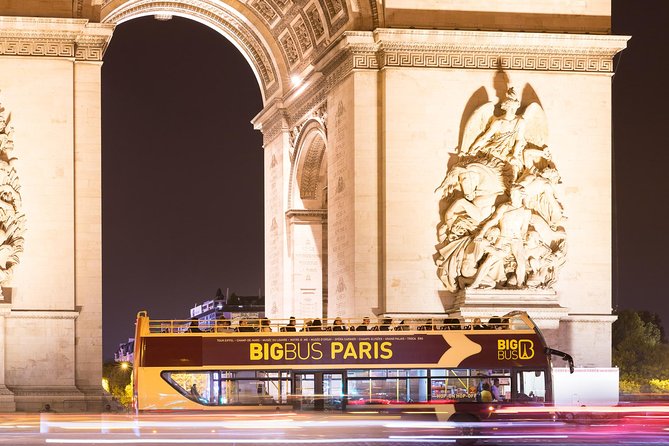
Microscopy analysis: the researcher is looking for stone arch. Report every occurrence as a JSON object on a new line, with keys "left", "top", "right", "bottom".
{"left": 290, "top": 117, "right": 327, "bottom": 210}
{"left": 100, "top": 0, "right": 375, "bottom": 105}
{"left": 101, "top": 0, "right": 289, "bottom": 102}
{"left": 284, "top": 116, "right": 328, "bottom": 319}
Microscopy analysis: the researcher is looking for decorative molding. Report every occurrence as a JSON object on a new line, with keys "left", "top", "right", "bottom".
{"left": 75, "top": 0, "right": 85, "bottom": 18}
{"left": 254, "top": 29, "right": 626, "bottom": 143}
{"left": 103, "top": 0, "right": 280, "bottom": 98}
{"left": 305, "top": 3, "right": 325, "bottom": 42}
{"left": 8, "top": 310, "right": 79, "bottom": 320}
{"left": 298, "top": 136, "right": 326, "bottom": 199}
{"left": 292, "top": 16, "right": 313, "bottom": 54}
{"left": 288, "top": 101, "right": 327, "bottom": 161}
{"left": 285, "top": 209, "right": 327, "bottom": 220}
{"left": 249, "top": 0, "right": 279, "bottom": 26}
{"left": 0, "top": 17, "right": 114, "bottom": 61}
{"left": 279, "top": 30, "right": 300, "bottom": 66}
{"left": 270, "top": 0, "right": 293, "bottom": 14}
{"left": 373, "top": 29, "right": 627, "bottom": 73}
{"left": 368, "top": 0, "right": 380, "bottom": 29}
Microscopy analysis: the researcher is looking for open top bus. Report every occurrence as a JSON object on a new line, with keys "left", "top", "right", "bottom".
{"left": 132, "top": 311, "right": 573, "bottom": 422}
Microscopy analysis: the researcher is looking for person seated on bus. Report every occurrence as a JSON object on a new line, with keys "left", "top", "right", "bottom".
{"left": 486, "top": 316, "right": 503, "bottom": 330}
{"left": 236, "top": 319, "right": 256, "bottom": 332}
{"left": 190, "top": 383, "right": 201, "bottom": 400}
{"left": 332, "top": 317, "right": 347, "bottom": 331}
{"left": 480, "top": 382, "right": 493, "bottom": 402}
{"left": 309, "top": 318, "right": 323, "bottom": 331}
{"left": 356, "top": 317, "right": 371, "bottom": 331}
{"left": 394, "top": 320, "right": 410, "bottom": 331}
{"left": 216, "top": 318, "right": 233, "bottom": 333}
{"left": 378, "top": 317, "right": 392, "bottom": 331}
{"left": 469, "top": 317, "right": 485, "bottom": 330}
{"left": 186, "top": 317, "right": 202, "bottom": 333}
{"left": 260, "top": 318, "right": 272, "bottom": 332}
{"left": 281, "top": 316, "right": 297, "bottom": 332}
{"left": 441, "top": 318, "right": 461, "bottom": 330}
{"left": 418, "top": 319, "right": 436, "bottom": 330}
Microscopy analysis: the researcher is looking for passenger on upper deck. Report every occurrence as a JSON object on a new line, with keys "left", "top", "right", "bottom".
{"left": 309, "top": 319, "right": 323, "bottom": 331}
{"left": 186, "top": 317, "right": 202, "bottom": 333}
{"left": 356, "top": 317, "right": 371, "bottom": 331}
{"left": 442, "top": 318, "right": 462, "bottom": 330}
{"left": 332, "top": 317, "right": 347, "bottom": 331}
{"left": 377, "top": 317, "right": 392, "bottom": 331}
{"left": 236, "top": 319, "right": 256, "bottom": 332}
{"left": 470, "top": 318, "right": 486, "bottom": 330}
{"left": 486, "top": 316, "right": 503, "bottom": 330}
{"left": 216, "top": 318, "right": 233, "bottom": 333}
{"left": 395, "top": 320, "right": 409, "bottom": 331}
{"left": 281, "top": 316, "right": 297, "bottom": 332}
{"left": 261, "top": 318, "right": 272, "bottom": 332}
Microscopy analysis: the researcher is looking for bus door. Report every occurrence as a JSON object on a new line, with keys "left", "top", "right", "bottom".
{"left": 513, "top": 369, "right": 547, "bottom": 403}
{"left": 293, "top": 372, "right": 344, "bottom": 411}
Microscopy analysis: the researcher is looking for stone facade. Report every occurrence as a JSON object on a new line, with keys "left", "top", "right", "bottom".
{"left": 0, "top": 0, "right": 625, "bottom": 410}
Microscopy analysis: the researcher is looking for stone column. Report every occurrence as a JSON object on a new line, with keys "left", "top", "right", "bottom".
{"left": 286, "top": 210, "right": 326, "bottom": 318}
{"left": 0, "top": 16, "right": 113, "bottom": 411}
{"left": 0, "top": 304, "right": 14, "bottom": 411}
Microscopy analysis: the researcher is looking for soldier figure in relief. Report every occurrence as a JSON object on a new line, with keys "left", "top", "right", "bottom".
{"left": 468, "top": 185, "right": 532, "bottom": 289}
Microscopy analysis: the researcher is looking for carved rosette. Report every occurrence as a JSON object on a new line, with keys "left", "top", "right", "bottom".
{"left": 434, "top": 86, "right": 567, "bottom": 293}
{"left": 0, "top": 97, "right": 27, "bottom": 289}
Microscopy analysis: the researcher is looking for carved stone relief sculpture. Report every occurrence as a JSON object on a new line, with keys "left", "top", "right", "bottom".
{"left": 434, "top": 87, "right": 566, "bottom": 292}
{"left": 0, "top": 95, "right": 26, "bottom": 296}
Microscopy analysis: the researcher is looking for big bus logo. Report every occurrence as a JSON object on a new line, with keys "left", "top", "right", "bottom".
{"left": 497, "top": 339, "right": 534, "bottom": 360}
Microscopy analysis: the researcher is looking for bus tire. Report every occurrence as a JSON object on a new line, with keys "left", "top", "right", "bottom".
{"left": 449, "top": 413, "right": 480, "bottom": 445}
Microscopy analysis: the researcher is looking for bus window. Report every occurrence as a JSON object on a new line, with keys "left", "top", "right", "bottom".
{"left": 346, "top": 369, "right": 427, "bottom": 404}
{"left": 513, "top": 370, "right": 546, "bottom": 402}
{"left": 161, "top": 371, "right": 291, "bottom": 406}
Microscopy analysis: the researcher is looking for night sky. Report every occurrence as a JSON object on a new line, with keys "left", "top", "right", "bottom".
{"left": 101, "top": 2, "right": 669, "bottom": 360}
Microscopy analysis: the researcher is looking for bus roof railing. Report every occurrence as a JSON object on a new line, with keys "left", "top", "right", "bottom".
{"left": 136, "top": 311, "right": 537, "bottom": 335}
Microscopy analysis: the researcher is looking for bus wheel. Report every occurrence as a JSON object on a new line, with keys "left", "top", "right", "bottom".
{"left": 449, "top": 413, "right": 479, "bottom": 445}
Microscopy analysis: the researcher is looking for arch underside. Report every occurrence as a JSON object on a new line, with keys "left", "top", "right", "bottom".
{"left": 100, "top": 0, "right": 371, "bottom": 104}
{"left": 291, "top": 119, "right": 327, "bottom": 209}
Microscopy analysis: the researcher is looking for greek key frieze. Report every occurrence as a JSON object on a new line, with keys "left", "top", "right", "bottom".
{"left": 0, "top": 40, "right": 74, "bottom": 58}
{"left": 380, "top": 49, "right": 614, "bottom": 72}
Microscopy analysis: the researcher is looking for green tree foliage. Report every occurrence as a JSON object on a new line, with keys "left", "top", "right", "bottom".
{"left": 102, "top": 361, "right": 133, "bottom": 407}
{"left": 613, "top": 310, "right": 669, "bottom": 384}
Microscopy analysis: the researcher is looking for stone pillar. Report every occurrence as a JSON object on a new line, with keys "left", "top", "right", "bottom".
{"left": 254, "top": 106, "right": 290, "bottom": 319}
{"left": 0, "top": 304, "right": 14, "bottom": 411}
{"left": 73, "top": 57, "right": 104, "bottom": 404}
{"left": 0, "top": 16, "right": 113, "bottom": 411}
{"left": 286, "top": 210, "right": 326, "bottom": 318}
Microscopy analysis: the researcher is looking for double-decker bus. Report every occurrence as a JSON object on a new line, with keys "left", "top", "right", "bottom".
{"left": 131, "top": 311, "right": 573, "bottom": 421}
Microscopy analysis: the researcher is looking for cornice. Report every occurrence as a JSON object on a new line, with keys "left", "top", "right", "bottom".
{"left": 372, "top": 29, "right": 628, "bottom": 72}
{"left": 285, "top": 209, "right": 327, "bottom": 221}
{"left": 255, "top": 28, "right": 628, "bottom": 138}
{"left": 0, "top": 17, "right": 114, "bottom": 61}
{"left": 8, "top": 310, "right": 79, "bottom": 320}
